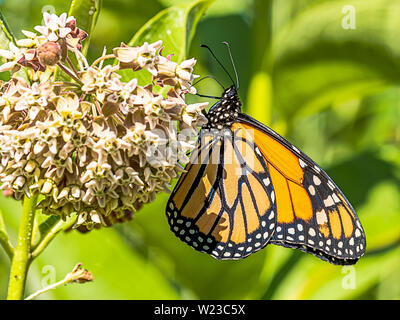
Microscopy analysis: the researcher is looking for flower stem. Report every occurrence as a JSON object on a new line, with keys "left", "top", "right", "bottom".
{"left": 91, "top": 54, "right": 115, "bottom": 68}
{"left": 31, "top": 216, "right": 76, "bottom": 260}
{"left": 0, "top": 235, "right": 14, "bottom": 260}
{"left": 7, "top": 193, "right": 38, "bottom": 300}
{"left": 24, "top": 262, "right": 94, "bottom": 300}
{"left": 56, "top": 62, "right": 83, "bottom": 85}
{"left": 0, "top": 211, "right": 14, "bottom": 260}
{"left": 66, "top": 56, "right": 79, "bottom": 75}
{"left": 24, "top": 277, "right": 70, "bottom": 300}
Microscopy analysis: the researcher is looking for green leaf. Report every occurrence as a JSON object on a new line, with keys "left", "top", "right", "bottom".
{"left": 0, "top": 10, "right": 16, "bottom": 48}
{"left": 68, "top": 0, "right": 102, "bottom": 55}
{"left": 118, "top": 0, "right": 214, "bottom": 84}
{"left": 158, "top": 0, "right": 251, "bottom": 17}
{"left": 270, "top": 0, "right": 400, "bottom": 119}
{"left": 0, "top": 10, "right": 28, "bottom": 81}
{"left": 0, "top": 10, "right": 21, "bottom": 59}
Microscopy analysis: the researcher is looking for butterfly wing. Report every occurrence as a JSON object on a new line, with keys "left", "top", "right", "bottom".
{"left": 166, "top": 127, "right": 276, "bottom": 259}
{"left": 238, "top": 113, "right": 366, "bottom": 265}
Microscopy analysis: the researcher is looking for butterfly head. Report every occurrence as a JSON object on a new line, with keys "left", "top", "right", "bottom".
{"left": 204, "top": 85, "right": 242, "bottom": 130}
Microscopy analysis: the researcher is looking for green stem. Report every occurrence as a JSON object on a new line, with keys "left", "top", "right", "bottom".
{"left": 0, "top": 211, "right": 14, "bottom": 260}
{"left": 24, "top": 262, "right": 94, "bottom": 300}
{"left": 91, "top": 53, "right": 115, "bottom": 68}
{"left": 0, "top": 235, "right": 14, "bottom": 260}
{"left": 24, "top": 277, "right": 70, "bottom": 300}
{"left": 56, "top": 62, "right": 83, "bottom": 85}
{"left": 7, "top": 194, "right": 38, "bottom": 300}
{"left": 31, "top": 217, "right": 76, "bottom": 260}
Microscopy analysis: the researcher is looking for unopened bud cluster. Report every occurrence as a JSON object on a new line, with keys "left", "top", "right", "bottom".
{"left": 0, "top": 12, "right": 208, "bottom": 230}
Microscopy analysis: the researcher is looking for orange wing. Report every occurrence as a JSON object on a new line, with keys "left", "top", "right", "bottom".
{"left": 237, "top": 115, "right": 366, "bottom": 265}
{"left": 166, "top": 127, "right": 276, "bottom": 260}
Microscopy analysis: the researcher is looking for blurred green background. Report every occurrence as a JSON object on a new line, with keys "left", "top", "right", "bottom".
{"left": 0, "top": 0, "right": 399, "bottom": 299}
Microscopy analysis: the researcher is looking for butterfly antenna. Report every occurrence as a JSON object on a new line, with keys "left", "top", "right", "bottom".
{"left": 195, "top": 93, "right": 221, "bottom": 99}
{"left": 200, "top": 44, "right": 236, "bottom": 87}
{"left": 222, "top": 41, "right": 239, "bottom": 89}
{"left": 193, "top": 75, "right": 225, "bottom": 90}
{"left": 187, "top": 76, "right": 223, "bottom": 99}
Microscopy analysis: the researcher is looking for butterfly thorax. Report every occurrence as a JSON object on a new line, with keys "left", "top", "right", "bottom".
{"left": 204, "top": 86, "right": 242, "bottom": 130}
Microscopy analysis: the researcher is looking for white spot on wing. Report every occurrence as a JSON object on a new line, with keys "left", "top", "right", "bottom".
{"left": 313, "top": 175, "right": 321, "bottom": 186}
{"left": 269, "top": 223, "right": 275, "bottom": 230}
{"left": 323, "top": 195, "right": 335, "bottom": 207}
{"left": 332, "top": 193, "right": 340, "bottom": 203}
{"left": 268, "top": 211, "right": 274, "bottom": 220}
{"left": 316, "top": 209, "right": 328, "bottom": 226}
{"left": 292, "top": 145, "right": 300, "bottom": 153}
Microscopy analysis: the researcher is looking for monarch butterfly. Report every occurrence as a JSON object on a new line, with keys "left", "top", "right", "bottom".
{"left": 166, "top": 43, "right": 366, "bottom": 265}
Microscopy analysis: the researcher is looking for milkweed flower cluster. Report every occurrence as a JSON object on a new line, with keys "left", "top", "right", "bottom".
{"left": 0, "top": 12, "right": 208, "bottom": 230}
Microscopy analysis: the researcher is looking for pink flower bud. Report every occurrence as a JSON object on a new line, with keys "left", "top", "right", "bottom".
{"left": 37, "top": 41, "right": 61, "bottom": 66}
